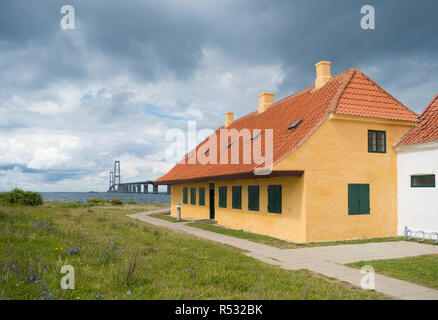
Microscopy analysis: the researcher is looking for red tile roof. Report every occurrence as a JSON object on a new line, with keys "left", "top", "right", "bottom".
{"left": 156, "top": 68, "right": 418, "bottom": 184}
{"left": 397, "top": 94, "right": 438, "bottom": 146}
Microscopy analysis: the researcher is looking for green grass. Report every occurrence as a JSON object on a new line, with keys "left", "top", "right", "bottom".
{"left": 0, "top": 203, "right": 387, "bottom": 300}
{"left": 149, "top": 213, "right": 187, "bottom": 223}
{"left": 347, "top": 254, "right": 438, "bottom": 290}
{"left": 186, "top": 222, "right": 403, "bottom": 249}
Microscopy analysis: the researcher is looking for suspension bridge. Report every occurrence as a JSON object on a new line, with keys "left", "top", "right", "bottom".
{"left": 107, "top": 160, "right": 170, "bottom": 194}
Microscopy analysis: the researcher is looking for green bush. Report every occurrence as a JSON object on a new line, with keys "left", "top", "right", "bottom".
{"left": 87, "top": 198, "right": 106, "bottom": 205}
{"left": 109, "top": 198, "right": 123, "bottom": 206}
{"left": 0, "top": 188, "right": 43, "bottom": 206}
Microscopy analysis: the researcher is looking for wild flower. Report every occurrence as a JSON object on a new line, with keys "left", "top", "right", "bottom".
{"left": 59, "top": 240, "right": 81, "bottom": 256}
{"left": 126, "top": 291, "right": 131, "bottom": 295}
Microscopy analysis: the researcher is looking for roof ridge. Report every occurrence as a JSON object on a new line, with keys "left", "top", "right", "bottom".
{"left": 353, "top": 69, "right": 419, "bottom": 119}
{"left": 419, "top": 93, "right": 438, "bottom": 119}
{"left": 271, "top": 68, "right": 354, "bottom": 110}
{"left": 271, "top": 85, "right": 313, "bottom": 108}
{"left": 395, "top": 93, "right": 438, "bottom": 147}
{"left": 327, "top": 68, "right": 357, "bottom": 114}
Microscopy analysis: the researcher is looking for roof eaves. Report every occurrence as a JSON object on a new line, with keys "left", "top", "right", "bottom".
{"left": 154, "top": 170, "right": 305, "bottom": 184}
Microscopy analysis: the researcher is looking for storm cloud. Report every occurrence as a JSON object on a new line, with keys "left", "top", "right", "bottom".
{"left": 1, "top": 0, "right": 437, "bottom": 191}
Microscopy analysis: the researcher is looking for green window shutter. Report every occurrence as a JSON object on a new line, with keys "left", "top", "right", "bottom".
{"left": 199, "top": 187, "right": 205, "bottom": 206}
{"left": 183, "top": 187, "right": 188, "bottom": 204}
{"left": 232, "top": 186, "right": 242, "bottom": 209}
{"left": 248, "top": 186, "right": 259, "bottom": 211}
{"left": 348, "top": 184, "right": 360, "bottom": 215}
{"left": 359, "top": 184, "right": 370, "bottom": 214}
{"left": 190, "top": 187, "right": 196, "bottom": 205}
{"left": 268, "top": 185, "right": 282, "bottom": 214}
{"left": 348, "top": 184, "right": 370, "bottom": 215}
{"left": 219, "top": 186, "right": 227, "bottom": 208}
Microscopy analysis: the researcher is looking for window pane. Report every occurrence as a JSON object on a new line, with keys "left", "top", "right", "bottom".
{"left": 411, "top": 175, "right": 435, "bottom": 187}
{"left": 377, "top": 132, "right": 385, "bottom": 152}
{"left": 368, "top": 130, "right": 386, "bottom": 153}
{"left": 368, "top": 131, "right": 376, "bottom": 152}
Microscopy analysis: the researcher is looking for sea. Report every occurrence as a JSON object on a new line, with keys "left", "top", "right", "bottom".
{"left": 41, "top": 192, "right": 171, "bottom": 205}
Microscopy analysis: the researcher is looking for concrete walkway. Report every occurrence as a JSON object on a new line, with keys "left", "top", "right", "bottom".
{"left": 128, "top": 210, "right": 438, "bottom": 300}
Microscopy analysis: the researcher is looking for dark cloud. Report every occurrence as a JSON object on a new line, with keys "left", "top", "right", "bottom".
{"left": 1, "top": 0, "right": 437, "bottom": 191}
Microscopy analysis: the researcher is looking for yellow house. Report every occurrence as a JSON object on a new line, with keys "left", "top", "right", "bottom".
{"left": 155, "top": 61, "right": 419, "bottom": 243}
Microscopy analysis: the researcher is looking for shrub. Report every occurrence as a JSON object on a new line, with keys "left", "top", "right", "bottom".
{"left": 0, "top": 189, "right": 43, "bottom": 206}
{"left": 87, "top": 198, "right": 106, "bottom": 205}
{"left": 109, "top": 198, "right": 123, "bottom": 206}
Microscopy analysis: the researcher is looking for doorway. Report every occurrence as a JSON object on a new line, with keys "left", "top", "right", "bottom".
{"left": 209, "top": 183, "right": 215, "bottom": 219}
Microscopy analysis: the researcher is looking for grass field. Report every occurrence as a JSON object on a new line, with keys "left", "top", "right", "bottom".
{"left": 347, "top": 254, "right": 438, "bottom": 290}
{"left": 0, "top": 203, "right": 388, "bottom": 300}
{"left": 186, "top": 222, "right": 403, "bottom": 249}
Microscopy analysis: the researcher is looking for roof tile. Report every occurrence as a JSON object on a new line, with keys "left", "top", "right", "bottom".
{"left": 397, "top": 94, "right": 438, "bottom": 146}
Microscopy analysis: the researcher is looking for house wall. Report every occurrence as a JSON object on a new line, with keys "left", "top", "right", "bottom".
{"left": 396, "top": 143, "right": 438, "bottom": 234}
{"left": 170, "top": 182, "right": 211, "bottom": 220}
{"left": 169, "top": 115, "right": 415, "bottom": 243}
{"left": 274, "top": 114, "right": 415, "bottom": 242}
{"left": 170, "top": 176, "right": 306, "bottom": 242}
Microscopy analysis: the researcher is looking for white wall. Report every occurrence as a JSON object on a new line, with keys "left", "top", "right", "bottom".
{"left": 397, "top": 142, "right": 438, "bottom": 235}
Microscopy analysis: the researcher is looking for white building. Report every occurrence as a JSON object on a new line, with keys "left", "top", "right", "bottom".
{"left": 396, "top": 95, "right": 438, "bottom": 235}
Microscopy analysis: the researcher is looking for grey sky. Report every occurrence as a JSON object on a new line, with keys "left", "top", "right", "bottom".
{"left": 1, "top": 0, "right": 437, "bottom": 191}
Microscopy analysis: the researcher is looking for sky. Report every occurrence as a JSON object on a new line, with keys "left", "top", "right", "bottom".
{"left": 1, "top": 0, "right": 438, "bottom": 192}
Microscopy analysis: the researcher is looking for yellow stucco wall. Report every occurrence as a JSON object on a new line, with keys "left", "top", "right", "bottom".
{"left": 170, "top": 183, "right": 211, "bottom": 220}
{"left": 170, "top": 176, "right": 306, "bottom": 241}
{"left": 274, "top": 114, "right": 415, "bottom": 242}
{"left": 169, "top": 115, "right": 415, "bottom": 243}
